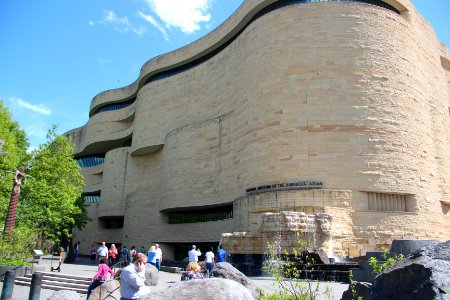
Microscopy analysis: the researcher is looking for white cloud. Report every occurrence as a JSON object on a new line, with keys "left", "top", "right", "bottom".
{"left": 143, "top": 0, "right": 213, "bottom": 34}
{"left": 9, "top": 97, "right": 52, "bottom": 115}
{"left": 137, "top": 11, "right": 169, "bottom": 41}
{"left": 97, "top": 10, "right": 147, "bottom": 35}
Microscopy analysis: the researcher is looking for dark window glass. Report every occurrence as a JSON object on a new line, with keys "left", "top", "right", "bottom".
{"left": 168, "top": 205, "right": 233, "bottom": 224}
{"left": 76, "top": 156, "right": 105, "bottom": 168}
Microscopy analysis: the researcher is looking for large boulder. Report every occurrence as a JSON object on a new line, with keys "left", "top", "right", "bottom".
{"left": 88, "top": 279, "right": 121, "bottom": 300}
{"left": 145, "top": 263, "right": 159, "bottom": 286}
{"left": 341, "top": 282, "right": 372, "bottom": 300}
{"left": 141, "top": 278, "right": 254, "bottom": 300}
{"left": 210, "top": 262, "right": 260, "bottom": 299}
{"left": 47, "top": 290, "right": 79, "bottom": 300}
{"left": 371, "top": 241, "right": 450, "bottom": 300}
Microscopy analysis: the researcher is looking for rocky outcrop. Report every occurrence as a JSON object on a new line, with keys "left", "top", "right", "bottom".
{"left": 341, "top": 282, "right": 372, "bottom": 300}
{"left": 371, "top": 241, "right": 450, "bottom": 300}
{"left": 47, "top": 290, "right": 79, "bottom": 300}
{"left": 88, "top": 280, "right": 121, "bottom": 300}
{"left": 141, "top": 278, "right": 253, "bottom": 300}
{"left": 210, "top": 262, "right": 260, "bottom": 299}
{"left": 145, "top": 264, "right": 159, "bottom": 286}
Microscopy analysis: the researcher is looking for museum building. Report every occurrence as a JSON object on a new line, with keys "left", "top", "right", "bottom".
{"left": 66, "top": 0, "right": 450, "bottom": 261}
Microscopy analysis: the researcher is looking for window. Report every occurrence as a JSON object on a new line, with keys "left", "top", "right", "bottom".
{"left": 101, "top": 217, "right": 124, "bottom": 229}
{"left": 367, "top": 192, "right": 409, "bottom": 212}
{"left": 168, "top": 205, "right": 233, "bottom": 224}
{"left": 76, "top": 156, "right": 105, "bottom": 168}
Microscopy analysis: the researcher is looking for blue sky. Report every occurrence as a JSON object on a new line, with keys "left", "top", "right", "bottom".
{"left": 1, "top": 0, "right": 449, "bottom": 150}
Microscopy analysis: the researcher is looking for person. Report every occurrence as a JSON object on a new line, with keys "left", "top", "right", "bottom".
{"left": 147, "top": 246, "right": 157, "bottom": 267}
{"left": 90, "top": 245, "right": 97, "bottom": 264}
{"left": 74, "top": 241, "right": 80, "bottom": 261}
{"left": 188, "top": 245, "right": 201, "bottom": 262}
{"left": 121, "top": 245, "right": 129, "bottom": 266}
{"left": 181, "top": 262, "right": 206, "bottom": 281}
{"left": 96, "top": 242, "right": 108, "bottom": 262}
{"left": 86, "top": 257, "right": 114, "bottom": 299}
{"left": 155, "top": 243, "right": 162, "bottom": 271}
{"left": 216, "top": 245, "right": 227, "bottom": 262}
{"left": 108, "top": 244, "right": 118, "bottom": 267}
{"left": 120, "top": 253, "right": 147, "bottom": 300}
{"left": 130, "top": 246, "right": 137, "bottom": 260}
{"left": 205, "top": 247, "right": 215, "bottom": 277}
{"left": 139, "top": 246, "right": 146, "bottom": 254}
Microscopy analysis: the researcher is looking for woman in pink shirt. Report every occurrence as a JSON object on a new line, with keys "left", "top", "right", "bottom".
{"left": 87, "top": 257, "right": 115, "bottom": 299}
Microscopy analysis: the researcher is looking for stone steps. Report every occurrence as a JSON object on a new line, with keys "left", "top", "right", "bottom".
{"left": 15, "top": 271, "right": 91, "bottom": 294}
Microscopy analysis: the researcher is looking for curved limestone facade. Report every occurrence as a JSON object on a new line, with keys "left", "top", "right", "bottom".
{"left": 67, "top": 0, "right": 450, "bottom": 260}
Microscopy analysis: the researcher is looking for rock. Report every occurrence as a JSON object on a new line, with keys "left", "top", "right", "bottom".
{"left": 47, "top": 290, "right": 79, "bottom": 300}
{"left": 341, "top": 282, "right": 372, "bottom": 300}
{"left": 210, "top": 262, "right": 260, "bottom": 299}
{"left": 88, "top": 280, "right": 121, "bottom": 300}
{"left": 141, "top": 278, "right": 254, "bottom": 300}
{"left": 371, "top": 240, "right": 450, "bottom": 300}
{"left": 145, "top": 263, "right": 159, "bottom": 286}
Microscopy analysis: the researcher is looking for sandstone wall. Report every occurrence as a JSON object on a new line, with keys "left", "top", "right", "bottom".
{"left": 70, "top": 0, "right": 449, "bottom": 258}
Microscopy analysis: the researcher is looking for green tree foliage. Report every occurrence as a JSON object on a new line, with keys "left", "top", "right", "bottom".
{"left": 19, "top": 126, "right": 87, "bottom": 246}
{"left": 0, "top": 100, "right": 30, "bottom": 222}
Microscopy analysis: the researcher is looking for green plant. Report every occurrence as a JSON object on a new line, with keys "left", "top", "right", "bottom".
{"left": 262, "top": 230, "right": 331, "bottom": 300}
{"left": 348, "top": 269, "right": 363, "bottom": 300}
{"left": 0, "top": 225, "right": 37, "bottom": 266}
{"left": 368, "top": 248, "right": 404, "bottom": 275}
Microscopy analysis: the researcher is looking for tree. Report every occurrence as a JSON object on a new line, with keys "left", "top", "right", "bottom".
{"left": 0, "top": 100, "right": 30, "bottom": 223}
{"left": 19, "top": 126, "right": 87, "bottom": 247}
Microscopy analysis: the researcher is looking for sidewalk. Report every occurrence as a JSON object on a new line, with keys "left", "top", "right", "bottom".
{"left": 0, "top": 257, "right": 348, "bottom": 299}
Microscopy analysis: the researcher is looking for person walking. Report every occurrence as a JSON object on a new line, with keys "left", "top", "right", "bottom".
{"left": 188, "top": 245, "right": 201, "bottom": 262}
{"left": 90, "top": 245, "right": 97, "bottom": 264}
{"left": 120, "top": 253, "right": 148, "bottom": 299}
{"left": 74, "top": 241, "right": 80, "bottom": 261}
{"left": 205, "top": 247, "right": 215, "bottom": 277}
{"left": 216, "top": 245, "right": 227, "bottom": 262}
{"left": 130, "top": 246, "right": 137, "bottom": 260}
{"left": 108, "top": 244, "right": 118, "bottom": 267}
{"left": 155, "top": 243, "right": 162, "bottom": 271}
{"left": 121, "top": 245, "right": 130, "bottom": 266}
{"left": 86, "top": 257, "right": 114, "bottom": 299}
{"left": 96, "top": 242, "right": 108, "bottom": 262}
{"left": 147, "top": 246, "right": 157, "bottom": 267}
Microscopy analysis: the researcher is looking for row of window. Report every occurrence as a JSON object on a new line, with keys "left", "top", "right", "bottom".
{"left": 93, "top": 0, "right": 399, "bottom": 116}
{"left": 168, "top": 206, "right": 233, "bottom": 224}
{"left": 76, "top": 156, "right": 105, "bottom": 168}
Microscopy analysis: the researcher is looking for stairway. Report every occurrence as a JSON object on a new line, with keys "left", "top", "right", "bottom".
{"left": 15, "top": 271, "right": 91, "bottom": 294}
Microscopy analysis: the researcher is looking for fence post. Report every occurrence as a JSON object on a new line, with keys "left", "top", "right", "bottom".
{"left": 0, "top": 270, "right": 15, "bottom": 299}
{"left": 28, "top": 272, "right": 43, "bottom": 300}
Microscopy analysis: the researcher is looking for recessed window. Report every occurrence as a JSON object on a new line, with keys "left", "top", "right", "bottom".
{"left": 76, "top": 156, "right": 105, "bottom": 168}
{"left": 168, "top": 205, "right": 233, "bottom": 224}
{"left": 367, "top": 192, "right": 410, "bottom": 212}
{"left": 100, "top": 217, "right": 124, "bottom": 229}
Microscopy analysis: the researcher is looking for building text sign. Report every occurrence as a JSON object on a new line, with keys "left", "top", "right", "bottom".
{"left": 246, "top": 181, "right": 323, "bottom": 195}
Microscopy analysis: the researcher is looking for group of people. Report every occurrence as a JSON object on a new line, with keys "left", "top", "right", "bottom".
{"left": 183, "top": 245, "right": 227, "bottom": 280}
{"left": 87, "top": 251, "right": 148, "bottom": 300}
{"left": 86, "top": 242, "right": 228, "bottom": 299}
{"left": 90, "top": 242, "right": 133, "bottom": 267}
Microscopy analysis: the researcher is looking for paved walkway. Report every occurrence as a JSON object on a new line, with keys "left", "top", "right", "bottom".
{"left": 0, "top": 257, "right": 348, "bottom": 299}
